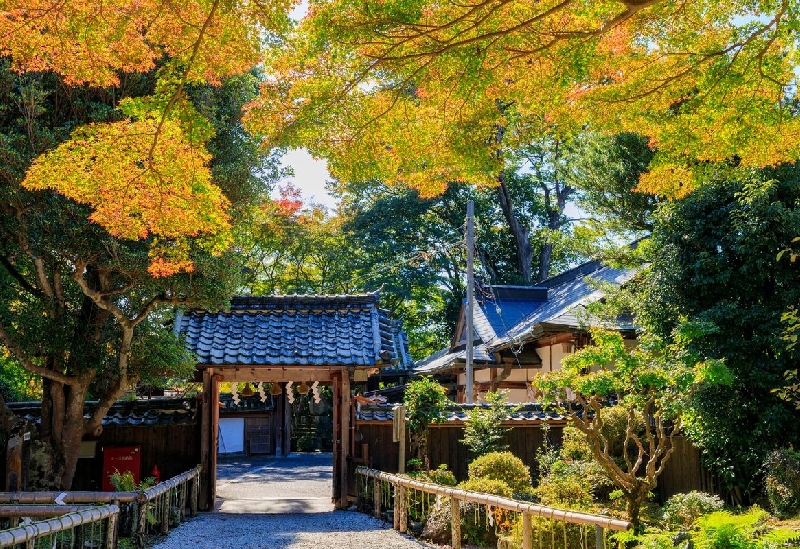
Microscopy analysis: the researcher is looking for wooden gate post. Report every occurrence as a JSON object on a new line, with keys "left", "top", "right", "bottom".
{"left": 339, "top": 372, "right": 351, "bottom": 508}
{"left": 199, "top": 368, "right": 213, "bottom": 511}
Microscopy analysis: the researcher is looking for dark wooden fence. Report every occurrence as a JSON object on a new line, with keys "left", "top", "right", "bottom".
{"left": 353, "top": 420, "right": 707, "bottom": 501}
{"left": 73, "top": 422, "right": 201, "bottom": 491}
{"left": 354, "top": 420, "right": 565, "bottom": 481}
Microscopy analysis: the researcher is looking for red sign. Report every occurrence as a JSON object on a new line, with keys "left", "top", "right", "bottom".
{"left": 102, "top": 445, "right": 142, "bottom": 491}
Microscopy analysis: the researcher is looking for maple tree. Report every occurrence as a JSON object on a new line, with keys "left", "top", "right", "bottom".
{"left": 247, "top": 0, "right": 800, "bottom": 199}
{"left": 0, "top": 64, "right": 284, "bottom": 489}
{"left": 1, "top": 0, "right": 292, "bottom": 276}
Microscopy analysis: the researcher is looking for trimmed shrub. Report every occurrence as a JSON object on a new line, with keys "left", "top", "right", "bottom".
{"left": 764, "top": 448, "right": 800, "bottom": 518}
{"left": 428, "top": 464, "right": 457, "bottom": 486}
{"left": 467, "top": 451, "right": 532, "bottom": 494}
{"left": 459, "top": 477, "right": 513, "bottom": 498}
{"left": 662, "top": 491, "right": 725, "bottom": 529}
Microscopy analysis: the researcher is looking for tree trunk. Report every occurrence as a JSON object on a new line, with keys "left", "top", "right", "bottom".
{"left": 497, "top": 173, "right": 533, "bottom": 283}
{"left": 59, "top": 383, "right": 90, "bottom": 489}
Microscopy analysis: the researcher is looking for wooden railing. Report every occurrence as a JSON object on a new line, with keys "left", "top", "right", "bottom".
{"left": 0, "top": 465, "right": 201, "bottom": 549}
{"left": 356, "top": 467, "right": 631, "bottom": 549}
{"left": 0, "top": 504, "right": 119, "bottom": 548}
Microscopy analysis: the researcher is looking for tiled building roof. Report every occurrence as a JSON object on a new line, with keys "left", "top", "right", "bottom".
{"left": 355, "top": 403, "right": 567, "bottom": 423}
{"left": 8, "top": 399, "right": 196, "bottom": 427}
{"left": 175, "top": 293, "right": 413, "bottom": 370}
{"left": 414, "top": 259, "right": 637, "bottom": 375}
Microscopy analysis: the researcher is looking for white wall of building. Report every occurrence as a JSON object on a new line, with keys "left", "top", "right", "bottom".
{"left": 218, "top": 418, "right": 245, "bottom": 454}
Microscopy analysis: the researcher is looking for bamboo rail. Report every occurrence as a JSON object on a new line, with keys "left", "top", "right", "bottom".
{"left": 0, "top": 465, "right": 201, "bottom": 549}
{"left": 0, "top": 505, "right": 119, "bottom": 548}
{"left": 356, "top": 467, "right": 632, "bottom": 549}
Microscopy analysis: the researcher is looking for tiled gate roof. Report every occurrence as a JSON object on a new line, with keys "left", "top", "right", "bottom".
{"left": 174, "top": 293, "right": 413, "bottom": 369}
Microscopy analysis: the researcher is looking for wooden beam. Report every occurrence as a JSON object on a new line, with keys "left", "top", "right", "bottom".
{"left": 530, "top": 333, "right": 576, "bottom": 349}
{"left": 210, "top": 374, "right": 222, "bottom": 506}
{"left": 195, "top": 366, "right": 349, "bottom": 383}
{"left": 199, "top": 368, "right": 213, "bottom": 511}
{"left": 331, "top": 373, "right": 341, "bottom": 505}
{"left": 339, "top": 372, "right": 351, "bottom": 509}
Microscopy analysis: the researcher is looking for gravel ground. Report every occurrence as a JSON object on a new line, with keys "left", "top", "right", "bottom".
{"left": 149, "top": 453, "right": 438, "bottom": 549}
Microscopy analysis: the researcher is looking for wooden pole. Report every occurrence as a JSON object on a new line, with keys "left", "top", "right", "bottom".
{"left": 465, "top": 199, "right": 475, "bottom": 404}
{"left": 199, "top": 368, "right": 213, "bottom": 511}
{"left": 160, "top": 491, "right": 169, "bottom": 534}
{"left": 396, "top": 486, "right": 407, "bottom": 533}
{"left": 210, "top": 374, "right": 222, "bottom": 506}
{"left": 373, "top": 478, "right": 382, "bottom": 519}
{"left": 523, "top": 513, "right": 532, "bottom": 549}
{"left": 596, "top": 525, "right": 605, "bottom": 549}
{"left": 339, "top": 372, "right": 351, "bottom": 508}
{"left": 451, "top": 497, "right": 462, "bottom": 549}
{"left": 104, "top": 511, "right": 118, "bottom": 549}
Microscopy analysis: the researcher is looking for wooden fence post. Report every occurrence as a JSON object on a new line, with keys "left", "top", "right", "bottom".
{"left": 450, "top": 497, "right": 461, "bottom": 549}
{"left": 136, "top": 496, "right": 147, "bottom": 549}
{"left": 522, "top": 513, "right": 532, "bottom": 549}
{"left": 160, "top": 491, "right": 170, "bottom": 534}
{"left": 105, "top": 512, "right": 119, "bottom": 549}
{"left": 396, "top": 486, "right": 407, "bottom": 533}
{"left": 373, "top": 479, "right": 382, "bottom": 519}
{"left": 596, "top": 526, "right": 605, "bottom": 549}
{"left": 190, "top": 474, "right": 199, "bottom": 517}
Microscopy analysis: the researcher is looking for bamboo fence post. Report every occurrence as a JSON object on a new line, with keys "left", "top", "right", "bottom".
{"left": 373, "top": 479, "right": 382, "bottom": 519}
{"left": 397, "top": 486, "right": 407, "bottom": 533}
{"left": 450, "top": 496, "right": 461, "bottom": 549}
{"left": 105, "top": 511, "right": 119, "bottom": 549}
{"left": 160, "top": 491, "right": 170, "bottom": 534}
{"left": 523, "top": 513, "right": 532, "bottom": 549}
{"left": 190, "top": 474, "right": 199, "bottom": 517}
{"left": 136, "top": 495, "right": 148, "bottom": 549}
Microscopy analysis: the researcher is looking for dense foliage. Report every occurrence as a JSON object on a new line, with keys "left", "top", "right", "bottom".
{"left": 638, "top": 168, "right": 800, "bottom": 502}
{"left": 0, "top": 63, "right": 283, "bottom": 488}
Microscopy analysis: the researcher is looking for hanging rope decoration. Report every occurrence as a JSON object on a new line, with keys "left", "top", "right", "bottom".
{"left": 286, "top": 381, "right": 295, "bottom": 403}
{"left": 257, "top": 382, "right": 267, "bottom": 403}
{"left": 311, "top": 381, "right": 321, "bottom": 403}
{"left": 231, "top": 382, "right": 240, "bottom": 406}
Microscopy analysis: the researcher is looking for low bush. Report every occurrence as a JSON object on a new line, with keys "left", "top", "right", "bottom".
{"left": 694, "top": 508, "right": 769, "bottom": 549}
{"left": 764, "top": 448, "right": 800, "bottom": 518}
{"left": 428, "top": 464, "right": 457, "bottom": 486}
{"left": 468, "top": 451, "right": 532, "bottom": 494}
{"left": 457, "top": 477, "right": 514, "bottom": 547}
{"left": 662, "top": 491, "right": 725, "bottom": 529}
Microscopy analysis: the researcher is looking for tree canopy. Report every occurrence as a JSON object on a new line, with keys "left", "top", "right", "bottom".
{"left": 247, "top": 0, "right": 800, "bottom": 199}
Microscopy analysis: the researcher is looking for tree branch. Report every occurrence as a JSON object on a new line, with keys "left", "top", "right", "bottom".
{"left": 0, "top": 322, "right": 73, "bottom": 385}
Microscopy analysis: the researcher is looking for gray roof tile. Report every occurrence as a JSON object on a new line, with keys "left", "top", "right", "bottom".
{"left": 175, "top": 293, "right": 413, "bottom": 369}
{"left": 414, "top": 259, "right": 638, "bottom": 373}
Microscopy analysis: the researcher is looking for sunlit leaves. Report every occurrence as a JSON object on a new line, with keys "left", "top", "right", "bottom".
{"left": 22, "top": 115, "right": 231, "bottom": 276}
{"left": 0, "top": 0, "right": 293, "bottom": 87}
{"left": 251, "top": 0, "right": 800, "bottom": 198}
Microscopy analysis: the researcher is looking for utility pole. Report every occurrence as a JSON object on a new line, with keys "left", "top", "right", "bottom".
{"left": 465, "top": 200, "right": 475, "bottom": 404}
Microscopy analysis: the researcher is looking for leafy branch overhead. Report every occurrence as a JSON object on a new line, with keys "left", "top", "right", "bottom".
{"left": 249, "top": 0, "right": 800, "bottom": 198}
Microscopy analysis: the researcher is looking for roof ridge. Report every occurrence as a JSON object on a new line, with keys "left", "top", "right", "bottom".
{"left": 538, "top": 259, "right": 604, "bottom": 289}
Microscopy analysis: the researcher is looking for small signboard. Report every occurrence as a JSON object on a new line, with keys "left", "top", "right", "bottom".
{"left": 101, "top": 445, "right": 141, "bottom": 491}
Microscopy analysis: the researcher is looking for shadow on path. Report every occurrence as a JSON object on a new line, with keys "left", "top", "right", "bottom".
{"left": 216, "top": 452, "right": 334, "bottom": 514}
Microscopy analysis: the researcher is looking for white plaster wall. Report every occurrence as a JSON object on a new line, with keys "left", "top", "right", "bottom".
{"left": 218, "top": 418, "right": 245, "bottom": 454}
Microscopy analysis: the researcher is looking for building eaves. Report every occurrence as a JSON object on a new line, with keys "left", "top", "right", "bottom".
{"left": 487, "top": 264, "right": 636, "bottom": 353}
{"left": 175, "top": 293, "right": 412, "bottom": 368}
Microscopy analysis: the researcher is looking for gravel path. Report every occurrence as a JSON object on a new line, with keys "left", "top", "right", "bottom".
{"left": 149, "top": 453, "right": 437, "bottom": 549}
